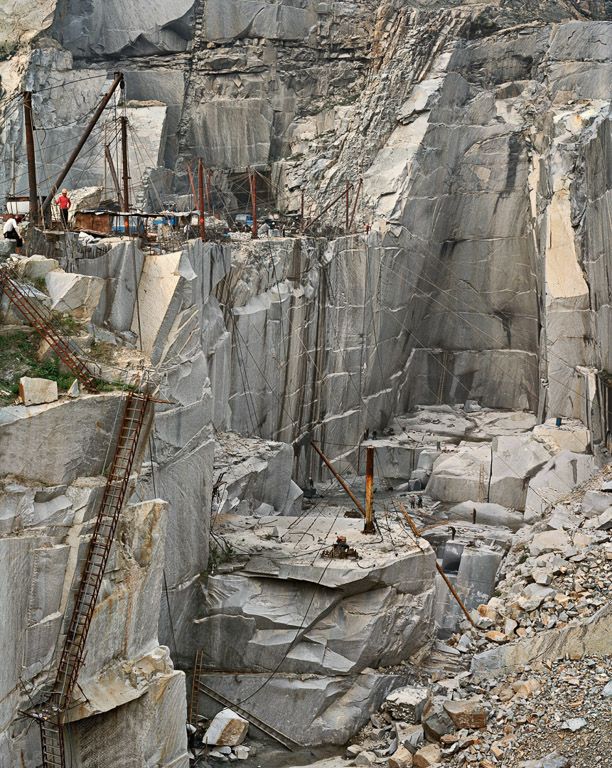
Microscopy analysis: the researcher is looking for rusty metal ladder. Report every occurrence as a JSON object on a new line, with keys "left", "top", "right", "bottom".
{"left": 196, "top": 677, "right": 300, "bottom": 751}
{"left": 0, "top": 266, "right": 100, "bottom": 391}
{"left": 189, "top": 648, "right": 205, "bottom": 726}
{"left": 36, "top": 391, "right": 151, "bottom": 767}
{"left": 39, "top": 714, "right": 65, "bottom": 768}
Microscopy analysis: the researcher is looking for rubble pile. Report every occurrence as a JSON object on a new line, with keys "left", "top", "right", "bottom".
{"left": 341, "top": 472, "right": 611, "bottom": 768}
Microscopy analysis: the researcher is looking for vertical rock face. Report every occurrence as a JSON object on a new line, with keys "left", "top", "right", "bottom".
{"left": 0, "top": 1, "right": 611, "bottom": 763}
{"left": 0, "top": 393, "right": 189, "bottom": 765}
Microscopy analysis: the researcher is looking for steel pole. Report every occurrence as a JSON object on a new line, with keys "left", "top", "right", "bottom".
{"left": 398, "top": 504, "right": 476, "bottom": 627}
{"left": 23, "top": 92, "right": 40, "bottom": 227}
{"left": 345, "top": 181, "right": 350, "bottom": 233}
{"left": 42, "top": 72, "right": 124, "bottom": 212}
{"left": 364, "top": 446, "right": 376, "bottom": 534}
{"left": 120, "top": 115, "right": 130, "bottom": 235}
{"left": 300, "top": 190, "right": 305, "bottom": 233}
{"left": 198, "top": 158, "right": 206, "bottom": 241}
{"left": 104, "top": 145, "right": 123, "bottom": 208}
{"left": 250, "top": 169, "right": 258, "bottom": 239}
{"left": 310, "top": 441, "right": 366, "bottom": 519}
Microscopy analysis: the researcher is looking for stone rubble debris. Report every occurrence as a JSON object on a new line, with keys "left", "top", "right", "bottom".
{"left": 343, "top": 468, "right": 611, "bottom": 768}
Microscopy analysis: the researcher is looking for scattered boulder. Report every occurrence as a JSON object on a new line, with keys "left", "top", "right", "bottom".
{"left": 518, "top": 754, "right": 569, "bottom": 768}
{"left": 529, "top": 530, "right": 569, "bottom": 557}
{"left": 17, "top": 255, "right": 59, "bottom": 280}
{"left": 67, "top": 380, "right": 80, "bottom": 398}
{"left": 518, "top": 584, "right": 555, "bottom": 612}
{"left": 413, "top": 743, "right": 441, "bottom": 768}
{"left": 203, "top": 709, "right": 249, "bottom": 746}
{"left": 388, "top": 745, "right": 414, "bottom": 768}
{"left": 585, "top": 508, "right": 612, "bottom": 531}
{"left": 18, "top": 377, "right": 58, "bottom": 406}
{"left": 233, "top": 746, "right": 250, "bottom": 760}
{"left": 422, "top": 698, "right": 454, "bottom": 742}
{"left": 45, "top": 271, "right": 105, "bottom": 319}
{"left": 581, "top": 491, "right": 611, "bottom": 517}
{"left": 355, "top": 750, "right": 377, "bottom": 766}
{"left": 395, "top": 723, "right": 424, "bottom": 753}
{"left": 442, "top": 699, "right": 487, "bottom": 729}
{"left": 384, "top": 686, "right": 430, "bottom": 724}
{"left": 560, "top": 717, "right": 586, "bottom": 732}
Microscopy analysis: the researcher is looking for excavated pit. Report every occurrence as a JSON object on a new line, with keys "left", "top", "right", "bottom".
{"left": 0, "top": 3, "right": 610, "bottom": 767}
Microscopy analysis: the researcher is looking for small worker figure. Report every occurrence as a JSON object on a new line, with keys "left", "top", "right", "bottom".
{"left": 56, "top": 188, "right": 71, "bottom": 229}
{"left": 417, "top": 496, "right": 423, "bottom": 509}
{"left": 410, "top": 496, "right": 416, "bottom": 510}
{"left": 3, "top": 214, "right": 23, "bottom": 251}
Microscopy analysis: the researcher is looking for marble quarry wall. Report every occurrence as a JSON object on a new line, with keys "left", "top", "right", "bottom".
{"left": 0, "top": 1, "right": 611, "bottom": 765}
{"left": 0, "top": 392, "right": 189, "bottom": 766}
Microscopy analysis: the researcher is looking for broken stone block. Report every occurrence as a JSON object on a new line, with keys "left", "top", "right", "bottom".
{"left": 413, "top": 743, "right": 441, "bottom": 768}
{"left": 581, "top": 491, "right": 611, "bottom": 517}
{"left": 45, "top": 270, "right": 105, "bottom": 320}
{"left": 529, "top": 530, "right": 569, "bottom": 557}
{"left": 490, "top": 433, "right": 553, "bottom": 510}
{"left": 560, "top": 717, "right": 586, "bottom": 732}
{"left": 0, "top": 239, "right": 16, "bottom": 257}
{"left": 585, "top": 508, "right": 612, "bottom": 531}
{"left": 355, "top": 750, "right": 377, "bottom": 766}
{"left": 518, "top": 584, "right": 555, "bottom": 611}
{"left": 18, "top": 377, "right": 59, "bottom": 406}
{"left": 203, "top": 709, "right": 249, "bottom": 746}
{"left": 233, "top": 746, "right": 249, "bottom": 760}
{"left": 427, "top": 443, "right": 491, "bottom": 503}
{"left": 511, "top": 679, "right": 540, "bottom": 699}
{"left": 384, "top": 686, "right": 430, "bottom": 724}
{"left": 518, "top": 754, "right": 568, "bottom": 768}
{"left": 422, "top": 699, "right": 454, "bottom": 742}
{"left": 533, "top": 421, "right": 590, "bottom": 453}
{"left": 67, "top": 380, "right": 80, "bottom": 398}
{"left": 389, "top": 745, "right": 413, "bottom": 768}
{"left": 346, "top": 745, "right": 362, "bottom": 758}
{"left": 442, "top": 699, "right": 487, "bottom": 729}
{"left": 395, "top": 723, "right": 424, "bottom": 752}
{"left": 524, "top": 452, "right": 597, "bottom": 523}
{"left": 17, "top": 254, "right": 59, "bottom": 280}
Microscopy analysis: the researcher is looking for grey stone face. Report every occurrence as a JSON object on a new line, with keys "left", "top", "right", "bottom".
{"left": 0, "top": 2, "right": 611, "bottom": 764}
{"left": 51, "top": 0, "right": 196, "bottom": 58}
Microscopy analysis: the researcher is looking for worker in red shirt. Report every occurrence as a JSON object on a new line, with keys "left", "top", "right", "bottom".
{"left": 55, "top": 188, "right": 71, "bottom": 228}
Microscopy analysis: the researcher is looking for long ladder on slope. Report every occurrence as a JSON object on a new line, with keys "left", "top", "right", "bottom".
{"left": 0, "top": 266, "right": 100, "bottom": 390}
{"left": 195, "top": 676, "right": 300, "bottom": 751}
{"left": 37, "top": 391, "right": 151, "bottom": 767}
{"left": 189, "top": 648, "right": 205, "bottom": 726}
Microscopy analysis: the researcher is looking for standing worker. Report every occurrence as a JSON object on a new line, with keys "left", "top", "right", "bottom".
{"left": 3, "top": 215, "right": 23, "bottom": 251}
{"left": 55, "top": 188, "right": 71, "bottom": 229}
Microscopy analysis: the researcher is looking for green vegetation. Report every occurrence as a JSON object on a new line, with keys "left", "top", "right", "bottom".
{"left": 207, "top": 538, "right": 236, "bottom": 573}
{"left": 96, "top": 379, "right": 139, "bottom": 394}
{"left": 52, "top": 312, "right": 83, "bottom": 336}
{"left": 28, "top": 277, "right": 48, "bottom": 294}
{"left": 88, "top": 339, "right": 116, "bottom": 365}
{"left": 0, "top": 331, "right": 75, "bottom": 404}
